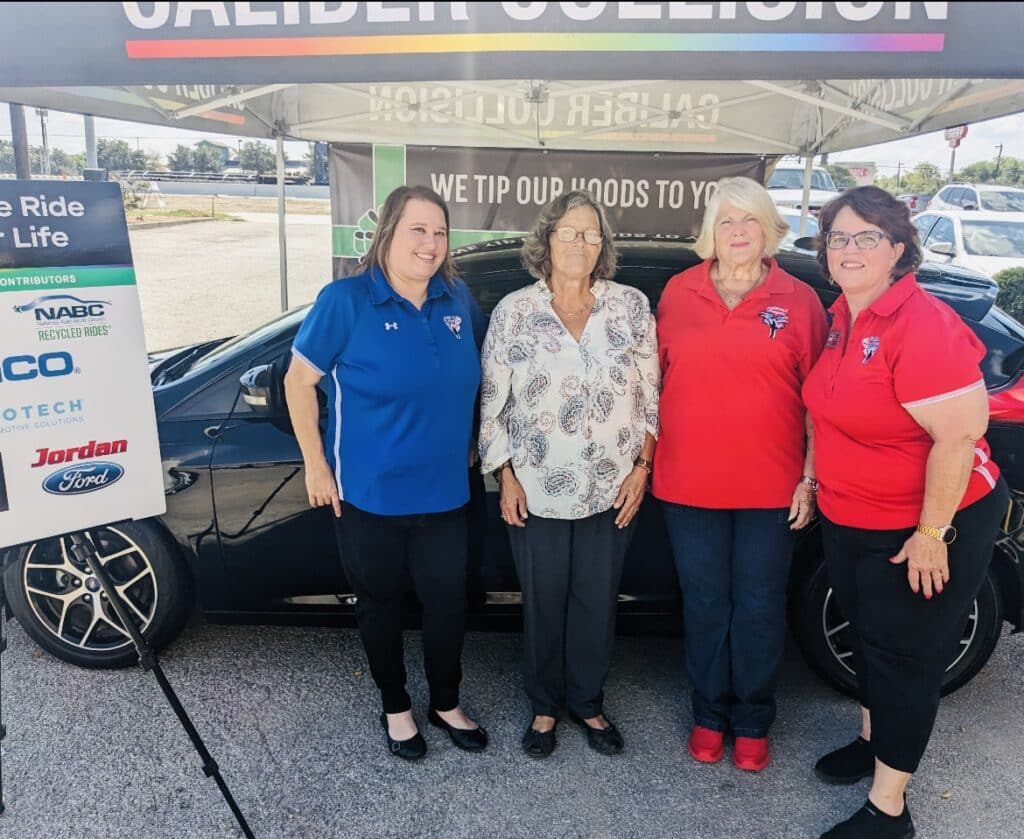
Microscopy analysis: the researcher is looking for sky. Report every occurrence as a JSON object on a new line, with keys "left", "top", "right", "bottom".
{"left": 2, "top": 105, "right": 1021, "bottom": 176}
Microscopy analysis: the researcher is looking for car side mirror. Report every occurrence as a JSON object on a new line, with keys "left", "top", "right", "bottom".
{"left": 239, "top": 363, "right": 283, "bottom": 412}
{"left": 928, "top": 242, "right": 956, "bottom": 256}
{"left": 962, "top": 203, "right": 977, "bottom": 211}
{"left": 792, "top": 235, "right": 816, "bottom": 251}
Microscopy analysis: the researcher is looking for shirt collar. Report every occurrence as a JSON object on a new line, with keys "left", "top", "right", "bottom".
{"left": 533, "top": 278, "right": 608, "bottom": 299}
{"left": 827, "top": 272, "right": 917, "bottom": 319}
{"left": 692, "top": 257, "right": 788, "bottom": 303}
{"left": 368, "top": 265, "right": 452, "bottom": 306}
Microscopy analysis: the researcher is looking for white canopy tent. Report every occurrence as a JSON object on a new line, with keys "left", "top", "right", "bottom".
{"left": 2, "top": 2, "right": 1023, "bottom": 308}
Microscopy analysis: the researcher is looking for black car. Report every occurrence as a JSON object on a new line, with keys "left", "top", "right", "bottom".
{"left": 4, "top": 239, "right": 1024, "bottom": 699}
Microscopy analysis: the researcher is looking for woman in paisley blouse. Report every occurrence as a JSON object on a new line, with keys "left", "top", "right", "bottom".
{"left": 479, "top": 190, "right": 660, "bottom": 759}
{"left": 655, "top": 176, "right": 828, "bottom": 772}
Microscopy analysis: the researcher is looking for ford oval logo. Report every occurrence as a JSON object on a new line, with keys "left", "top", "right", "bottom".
{"left": 42, "top": 461, "right": 124, "bottom": 496}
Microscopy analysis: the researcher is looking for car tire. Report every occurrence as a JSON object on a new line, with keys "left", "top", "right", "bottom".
{"left": 2, "top": 520, "right": 193, "bottom": 669}
{"left": 791, "top": 552, "right": 1004, "bottom": 698}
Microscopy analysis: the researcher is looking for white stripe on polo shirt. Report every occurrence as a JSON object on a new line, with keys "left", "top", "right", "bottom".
{"left": 900, "top": 378, "right": 984, "bottom": 409}
{"left": 332, "top": 365, "right": 344, "bottom": 500}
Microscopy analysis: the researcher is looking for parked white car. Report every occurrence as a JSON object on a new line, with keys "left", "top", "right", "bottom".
{"left": 766, "top": 164, "right": 842, "bottom": 213}
{"left": 913, "top": 209, "right": 1024, "bottom": 277}
{"left": 777, "top": 205, "right": 819, "bottom": 251}
{"left": 927, "top": 183, "right": 1024, "bottom": 213}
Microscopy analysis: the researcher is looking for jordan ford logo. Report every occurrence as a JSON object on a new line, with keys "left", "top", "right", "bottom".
{"left": 861, "top": 336, "right": 880, "bottom": 364}
{"left": 759, "top": 306, "right": 789, "bottom": 339}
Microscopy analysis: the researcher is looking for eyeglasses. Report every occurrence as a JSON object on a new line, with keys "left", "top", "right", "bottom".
{"left": 824, "top": 230, "right": 890, "bottom": 250}
{"left": 554, "top": 227, "right": 603, "bottom": 245}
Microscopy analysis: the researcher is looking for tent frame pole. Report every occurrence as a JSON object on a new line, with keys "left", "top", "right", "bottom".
{"left": 277, "top": 132, "right": 288, "bottom": 312}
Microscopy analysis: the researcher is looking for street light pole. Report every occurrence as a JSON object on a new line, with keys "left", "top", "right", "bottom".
{"left": 36, "top": 108, "right": 50, "bottom": 176}
{"left": 994, "top": 144, "right": 1004, "bottom": 179}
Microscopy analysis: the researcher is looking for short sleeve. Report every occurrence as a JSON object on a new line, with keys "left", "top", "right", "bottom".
{"left": 292, "top": 281, "right": 355, "bottom": 376}
{"left": 893, "top": 301, "right": 986, "bottom": 408}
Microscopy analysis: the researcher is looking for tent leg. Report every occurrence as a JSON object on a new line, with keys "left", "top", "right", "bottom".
{"left": 800, "top": 154, "right": 814, "bottom": 235}
{"left": 277, "top": 133, "right": 288, "bottom": 312}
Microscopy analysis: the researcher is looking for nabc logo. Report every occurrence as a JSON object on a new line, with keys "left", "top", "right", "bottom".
{"left": 0, "top": 352, "right": 75, "bottom": 382}
{"left": 42, "top": 462, "right": 124, "bottom": 496}
{"left": 13, "top": 293, "right": 110, "bottom": 321}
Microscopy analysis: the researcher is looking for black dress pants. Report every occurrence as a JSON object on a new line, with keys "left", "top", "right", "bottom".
{"left": 507, "top": 507, "right": 636, "bottom": 719}
{"left": 820, "top": 478, "right": 1008, "bottom": 773}
{"left": 334, "top": 501, "right": 469, "bottom": 714}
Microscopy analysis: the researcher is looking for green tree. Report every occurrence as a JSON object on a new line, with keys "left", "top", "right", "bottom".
{"left": 167, "top": 144, "right": 195, "bottom": 171}
{"left": 0, "top": 139, "right": 14, "bottom": 173}
{"left": 239, "top": 140, "right": 275, "bottom": 175}
{"left": 192, "top": 144, "right": 224, "bottom": 173}
{"left": 48, "top": 148, "right": 86, "bottom": 176}
{"left": 879, "top": 162, "right": 944, "bottom": 196}
{"left": 825, "top": 164, "right": 857, "bottom": 190}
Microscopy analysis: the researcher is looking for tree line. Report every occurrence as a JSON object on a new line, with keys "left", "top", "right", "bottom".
{"left": 0, "top": 138, "right": 302, "bottom": 177}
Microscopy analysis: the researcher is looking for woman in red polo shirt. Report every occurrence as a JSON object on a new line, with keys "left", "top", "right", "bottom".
{"left": 803, "top": 186, "right": 1008, "bottom": 839}
{"left": 655, "top": 176, "right": 828, "bottom": 772}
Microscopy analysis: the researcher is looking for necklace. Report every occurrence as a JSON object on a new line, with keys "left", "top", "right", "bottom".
{"left": 552, "top": 298, "right": 591, "bottom": 318}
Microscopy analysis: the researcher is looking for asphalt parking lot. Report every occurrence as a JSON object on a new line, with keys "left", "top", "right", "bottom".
{"left": 2, "top": 211, "right": 1023, "bottom": 838}
{"left": 2, "top": 618, "right": 1023, "bottom": 839}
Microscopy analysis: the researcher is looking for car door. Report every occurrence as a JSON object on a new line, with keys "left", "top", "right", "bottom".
{"left": 913, "top": 213, "right": 938, "bottom": 243}
{"left": 922, "top": 216, "right": 957, "bottom": 262}
{"left": 208, "top": 342, "right": 347, "bottom": 611}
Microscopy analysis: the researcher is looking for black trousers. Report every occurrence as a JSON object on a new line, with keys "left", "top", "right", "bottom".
{"left": 334, "top": 502, "right": 469, "bottom": 714}
{"left": 507, "top": 507, "right": 636, "bottom": 719}
{"left": 820, "top": 478, "right": 1008, "bottom": 773}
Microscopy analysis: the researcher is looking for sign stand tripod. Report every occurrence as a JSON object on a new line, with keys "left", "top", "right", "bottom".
{"left": 64, "top": 530, "right": 255, "bottom": 837}
{"left": 1, "top": 576, "right": 7, "bottom": 815}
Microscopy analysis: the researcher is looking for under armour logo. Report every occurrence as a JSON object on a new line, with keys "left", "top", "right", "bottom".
{"left": 384, "top": 321, "right": 399, "bottom": 331}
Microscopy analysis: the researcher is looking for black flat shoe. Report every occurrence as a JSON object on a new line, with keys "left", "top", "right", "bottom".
{"left": 428, "top": 709, "right": 488, "bottom": 752}
{"left": 815, "top": 737, "right": 875, "bottom": 785}
{"left": 380, "top": 712, "right": 427, "bottom": 761}
{"left": 521, "top": 723, "right": 556, "bottom": 759}
{"left": 569, "top": 712, "right": 624, "bottom": 755}
{"left": 820, "top": 799, "right": 915, "bottom": 838}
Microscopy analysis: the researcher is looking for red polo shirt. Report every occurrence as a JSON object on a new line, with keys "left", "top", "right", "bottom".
{"left": 654, "top": 258, "right": 829, "bottom": 508}
{"left": 801, "top": 273, "right": 999, "bottom": 530}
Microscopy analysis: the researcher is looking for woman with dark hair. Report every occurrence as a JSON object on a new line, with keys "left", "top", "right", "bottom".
{"left": 478, "top": 189, "right": 659, "bottom": 758}
{"left": 803, "top": 186, "right": 1008, "bottom": 838}
{"left": 284, "top": 185, "right": 488, "bottom": 761}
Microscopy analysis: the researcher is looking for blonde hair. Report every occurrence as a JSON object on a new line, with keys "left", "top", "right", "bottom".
{"left": 694, "top": 176, "right": 789, "bottom": 260}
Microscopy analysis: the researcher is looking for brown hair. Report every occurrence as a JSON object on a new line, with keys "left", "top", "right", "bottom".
{"left": 360, "top": 185, "right": 458, "bottom": 283}
{"left": 815, "top": 185, "right": 921, "bottom": 280}
{"left": 521, "top": 189, "right": 619, "bottom": 282}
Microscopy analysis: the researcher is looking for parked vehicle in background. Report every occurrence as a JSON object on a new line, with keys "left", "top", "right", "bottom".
{"left": 928, "top": 183, "right": 1024, "bottom": 213}
{"left": 897, "top": 193, "right": 933, "bottom": 212}
{"left": 913, "top": 209, "right": 1024, "bottom": 277}
{"left": 3, "top": 239, "right": 1023, "bottom": 702}
{"left": 766, "top": 163, "right": 843, "bottom": 214}
{"left": 777, "top": 205, "right": 819, "bottom": 251}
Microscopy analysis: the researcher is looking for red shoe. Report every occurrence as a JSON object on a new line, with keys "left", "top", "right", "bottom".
{"left": 733, "top": 736, "right": 770, "bottom": 771}
{"left": 688, "top": 725, "right": 725, "bottom": 763}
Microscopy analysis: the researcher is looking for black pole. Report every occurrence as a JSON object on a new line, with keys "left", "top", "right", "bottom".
{"left": 1, "top": 576, "right": 7, "bottom": 815}
{"left": 67, "top": 531, "right": 254, "bottom": 838}
{"left": 8, "top": 104, "right": 31, "bottom": 180}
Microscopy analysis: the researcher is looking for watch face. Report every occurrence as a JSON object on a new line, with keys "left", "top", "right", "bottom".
{"left": 940, "top": 526, "right": 957, "bottom": 545}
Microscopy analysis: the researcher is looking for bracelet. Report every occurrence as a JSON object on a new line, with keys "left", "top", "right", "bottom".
{"left": 634, "top": 456, "right": 653, "bottom": 473}
{"left": 492, "top": 461, "right": 513, "bottom": 481}
{"left": 799, "top": 475, "right": 819, "bottom": 492}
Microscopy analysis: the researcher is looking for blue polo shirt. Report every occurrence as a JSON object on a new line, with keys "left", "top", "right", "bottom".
{"left": 292, "top": 267, "right": 483, "bottom": 516}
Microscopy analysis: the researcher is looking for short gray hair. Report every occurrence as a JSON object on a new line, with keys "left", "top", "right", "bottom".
{"left": 521, "top": 190, "right": 618, "bottom": 281}
{"left": 694, "top": 176, "right": 789, "bottom": 260}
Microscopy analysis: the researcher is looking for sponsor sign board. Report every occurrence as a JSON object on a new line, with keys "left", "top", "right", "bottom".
{"left": 0, "top": 181, "right": 165, "bottom": 548}
{"left": 330, "top": 143, "right": 764, "bottom": 276}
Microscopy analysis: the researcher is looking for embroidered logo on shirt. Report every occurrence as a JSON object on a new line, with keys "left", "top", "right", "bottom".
{"left": 384, "top": 321, "right": 399, "bottom": 331}
{"left": 826, "top": 329, "right": 842, "bottom": 349}
{"left": 861, "top": 336, "right": 880, "bottom": 364}
{"left": 759, "top": 306, "right": 789, "bottom": 339}
{"left": 443, "top": 314, "right": 463, "bottom": 339}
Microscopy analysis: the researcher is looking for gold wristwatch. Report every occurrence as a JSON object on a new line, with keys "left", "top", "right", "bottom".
{"left": 917, "top": 523, "right": 957, "bottom": 544}
{"left": 634, "top": 457, "right": 653, "bottom": 473}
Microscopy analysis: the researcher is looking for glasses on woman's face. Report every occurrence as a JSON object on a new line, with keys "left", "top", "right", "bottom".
{"left": 824, "top": 230, "right": 890, "bottom": 250}
{"left": 554, "top": 226, "right": 603, "bottom": 245}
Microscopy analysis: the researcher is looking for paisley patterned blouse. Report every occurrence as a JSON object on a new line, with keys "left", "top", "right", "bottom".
{"left": 479, "top": 278, "right": 660, "bottom": 519}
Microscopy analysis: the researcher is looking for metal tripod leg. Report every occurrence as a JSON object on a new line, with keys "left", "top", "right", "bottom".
{"left": 0, "top": 576, "right": 7, "bottom": 816}
{"left": 68, "top": 531, "right": 254, "bottom": 838}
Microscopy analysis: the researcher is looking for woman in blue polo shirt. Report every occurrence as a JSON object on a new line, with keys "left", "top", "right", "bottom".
{"left": 284, "top": 185, "right": 487, "bottom": 761}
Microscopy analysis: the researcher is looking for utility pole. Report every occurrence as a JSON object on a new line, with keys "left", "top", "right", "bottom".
{"left": 8, "top": 103, "right": 31, "bottom": 179}
{"left": 36, "top": 108, "right": 50, "bottom": 176}
{"left": 896, "top": 161, "right": 902, "bottom": 190}
{"left": 84, "top": 114, "right": 98, "bottom": 168}
{"left": 949, "top": 145, "right": 957, "bottom": 183}
{"left": 994, "top": 144, "right": 1004, "bottom": 180}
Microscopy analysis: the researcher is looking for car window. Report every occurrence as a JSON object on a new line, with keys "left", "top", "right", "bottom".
{"left": 913, "top": 214, "right": 937, "bottom": 242}
{"left": 980, "top": 191, "right": 1024, "bottom": 212}
{"left": 960, "top": 220, "right": 1024, "bottom": 258}
{"left": 924, "top": 217, "right": 955, "bottom": 249}
{"left": 943, "top": 187, "right": 964, "bottom": 207}
{"left": 185, "top": 305, "right": 309, "bottom": 377}
{"left": 767, "top": 169, "right": 804, "bottom": 190}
